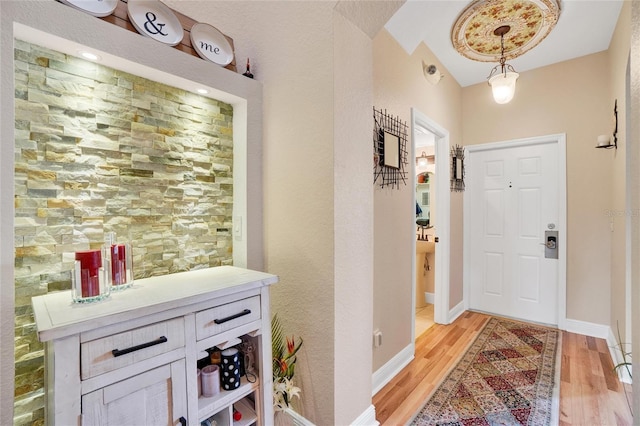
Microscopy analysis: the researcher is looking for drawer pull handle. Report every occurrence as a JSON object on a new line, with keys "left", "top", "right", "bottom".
{"left": 111, "top": 336, "right": 168, "bottom": 357}
{"left": 179, "top": 416, "right": 187, "bottom": 426}
{"left": 214, "top": 309, "right": 251, "bottom": 324}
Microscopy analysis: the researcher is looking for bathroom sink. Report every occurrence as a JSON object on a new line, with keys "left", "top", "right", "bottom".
{"left": 416, "top": 240, "right": 435, "bottom": 254}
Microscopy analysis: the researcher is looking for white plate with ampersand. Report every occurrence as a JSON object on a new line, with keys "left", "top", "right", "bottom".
{"left": 127, "top": 0, "right": 183, "bottom": 46}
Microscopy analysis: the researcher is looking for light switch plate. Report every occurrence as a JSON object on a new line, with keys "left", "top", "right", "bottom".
{"left": 234, "top": 216, "right": 242, "bottom": 240}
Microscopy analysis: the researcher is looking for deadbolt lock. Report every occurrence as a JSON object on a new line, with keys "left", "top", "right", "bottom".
{"left": 544, "top": 230, "right": 558, "bottom": 259}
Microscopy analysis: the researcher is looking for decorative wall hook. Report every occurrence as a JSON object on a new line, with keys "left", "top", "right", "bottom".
{"left": 596, "top": 99, "right": 617, "bottom": 149}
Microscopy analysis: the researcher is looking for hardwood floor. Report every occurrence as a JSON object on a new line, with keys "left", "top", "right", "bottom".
{"left": 373, "top": 311, "right": 633, "bottom": 425}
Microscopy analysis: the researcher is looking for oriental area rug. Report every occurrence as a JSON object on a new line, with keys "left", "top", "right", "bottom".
{"left": 410, "top": 317, "right": 561, "bottom": 426}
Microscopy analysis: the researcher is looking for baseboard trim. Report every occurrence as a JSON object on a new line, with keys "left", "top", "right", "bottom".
{"left": 372, "top": 343, "right": 414, "bottom": 396}
{"left": 425, "top": 292, "right": 435, "bottom": 304}
{"left": 564, "top": 318, "right": 632, "bottom": 384}
{"left": 606, "top": 327, "right": 633, "bottom": 384}
{"left": 563, "top": 318, "right": 609, "bottom": 339}
{"left": 447, "top": 300, "right": 465, "bottom": 324}
{"left": 350, "top": 404, "right": 379, "bottom": 426}
{"left": 284, "top": 408, "right": 316, "bottom": 426}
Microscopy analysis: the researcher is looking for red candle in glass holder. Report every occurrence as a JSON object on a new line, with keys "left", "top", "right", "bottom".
{"left": 110, "top": 244, "right": 127, "bottom": 286}
{"left": 75, "top": 250, "right": 102, "bottom": 297}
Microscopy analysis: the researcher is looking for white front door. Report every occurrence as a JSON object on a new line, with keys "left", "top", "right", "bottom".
{"left": 466, "top": 137, "right": 563, "bottom": 325}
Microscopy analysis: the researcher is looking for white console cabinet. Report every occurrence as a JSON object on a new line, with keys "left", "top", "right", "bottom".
{"left": 32, "top": 266, "right": 278, "bottom": 426}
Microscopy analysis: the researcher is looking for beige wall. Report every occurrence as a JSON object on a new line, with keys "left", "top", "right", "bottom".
{"left": 630, "top": 1, "right": 639, "bottom": 416}
{"left": 333, "top": 10, "right": 376, "bottom": 424}
{"left": 197, "top": 4, "right": 338, "bottom": 423}
{"left": 608, "top": 1, "right": 631, "bottom": 346}
{"left": 462, "top": 52, "right": 613, "bottom": 325}
{"left": 372, "top": 30, "right": 463, "bottom": 371}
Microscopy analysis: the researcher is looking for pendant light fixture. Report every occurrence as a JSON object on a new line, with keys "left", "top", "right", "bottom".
{"left": 486, "top": 25, "right": 519, "bottom": 104}
{"left": 416, "top": 151, "right": 430, "bottom": 167}
{"left": 452, "top": 0, "right": 560, "bottom": 106}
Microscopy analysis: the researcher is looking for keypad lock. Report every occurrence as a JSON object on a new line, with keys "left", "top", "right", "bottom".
{"left": 544, "top": 230, "right": 558, "bottom": 259}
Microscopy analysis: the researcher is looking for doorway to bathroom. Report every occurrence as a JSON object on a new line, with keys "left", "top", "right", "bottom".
{"left": 411, "top": 109, "right": 451, "bottom": 340}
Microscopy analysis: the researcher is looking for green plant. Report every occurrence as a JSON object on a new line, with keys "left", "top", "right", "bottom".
{"left": 272, "top": 314, "right": 304, "bottom": 411}
{"left": 612, "top": 321, "right": 632, "bottom": 380}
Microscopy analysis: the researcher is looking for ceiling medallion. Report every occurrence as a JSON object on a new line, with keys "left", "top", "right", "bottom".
{"left": 451, "top": 0, "right": 560, "bottom": 62}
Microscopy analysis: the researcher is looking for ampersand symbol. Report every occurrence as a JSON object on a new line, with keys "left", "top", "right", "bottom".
{"left": 143, "top": 12, "right": 168, "bottom": 36}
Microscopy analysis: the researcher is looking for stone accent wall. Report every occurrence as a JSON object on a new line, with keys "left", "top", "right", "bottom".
{"left": 13, "top": 40, "right": 234, "bottom": 425}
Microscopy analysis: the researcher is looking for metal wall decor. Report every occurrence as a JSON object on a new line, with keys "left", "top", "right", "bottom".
{"left": 373, "top": 107, "right": 408, "bottom": 189}
{"left": 451, "top": 144, "right": 466, "bottom": 192}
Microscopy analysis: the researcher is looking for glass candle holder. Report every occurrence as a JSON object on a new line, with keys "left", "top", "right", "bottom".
{"left": 201, "top": 364, "right": 220, "bottom": 397}
{"left": 72, "top": 249, "right": 110, "bottom": 303}
{"left": 104, "top": 232, "right": 133, "bottom": 291}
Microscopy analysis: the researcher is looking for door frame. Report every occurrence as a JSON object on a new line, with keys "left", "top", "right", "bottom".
{"left": 411, "top": 108, "right": 451, "bottom": 327}
{"left": 463, "top": 133, "right": 567, "bottom": 328}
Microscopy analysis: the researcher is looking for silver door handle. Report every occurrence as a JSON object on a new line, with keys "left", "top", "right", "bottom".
{"left": 539, "top": 241, "right": 556, "bottom": 249}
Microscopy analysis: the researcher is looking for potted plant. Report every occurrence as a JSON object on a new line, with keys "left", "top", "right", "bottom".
{"left": 612, "top": 321, "right": 632, "bottom": 380}
{"left": 272, "top": 314, "right": 304, "bottom": 413}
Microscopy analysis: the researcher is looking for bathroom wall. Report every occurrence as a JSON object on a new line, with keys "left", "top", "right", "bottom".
{"left": 13, "top": 40, "right": 234, "bottom": 424}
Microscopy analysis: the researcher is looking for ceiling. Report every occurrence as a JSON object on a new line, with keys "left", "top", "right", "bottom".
{"left": 384, "top": 0, "right": 624, "bottom": 88}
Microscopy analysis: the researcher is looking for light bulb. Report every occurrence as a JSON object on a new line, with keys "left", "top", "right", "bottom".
{"left": 489, "top": 71, "right": 519, "bottom": 104}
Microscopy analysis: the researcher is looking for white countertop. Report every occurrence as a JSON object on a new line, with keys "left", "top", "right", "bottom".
{"left": 32, "top": 266, "right": 278, "bottom": 342}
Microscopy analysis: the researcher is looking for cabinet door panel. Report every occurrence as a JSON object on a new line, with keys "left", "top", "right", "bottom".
{"left": 82, "top": 360, "right": 187, "bottom": 426}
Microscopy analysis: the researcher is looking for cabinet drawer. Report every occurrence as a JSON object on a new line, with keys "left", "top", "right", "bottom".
{"left": 195, "top": 296, "right": 261, "bottom": 340}
{"left": 81, "top": 317, "right": 185, "bottom": 380}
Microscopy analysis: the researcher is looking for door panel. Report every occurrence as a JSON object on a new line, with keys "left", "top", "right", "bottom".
{"left": 484, "top": 190, "right": 505, "bottom": 237}
{"left": 483, "top": 253, "right": 503, "bottom": 295}
{"left": 517, "top": 255, "right": 539, "bottom": 301}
